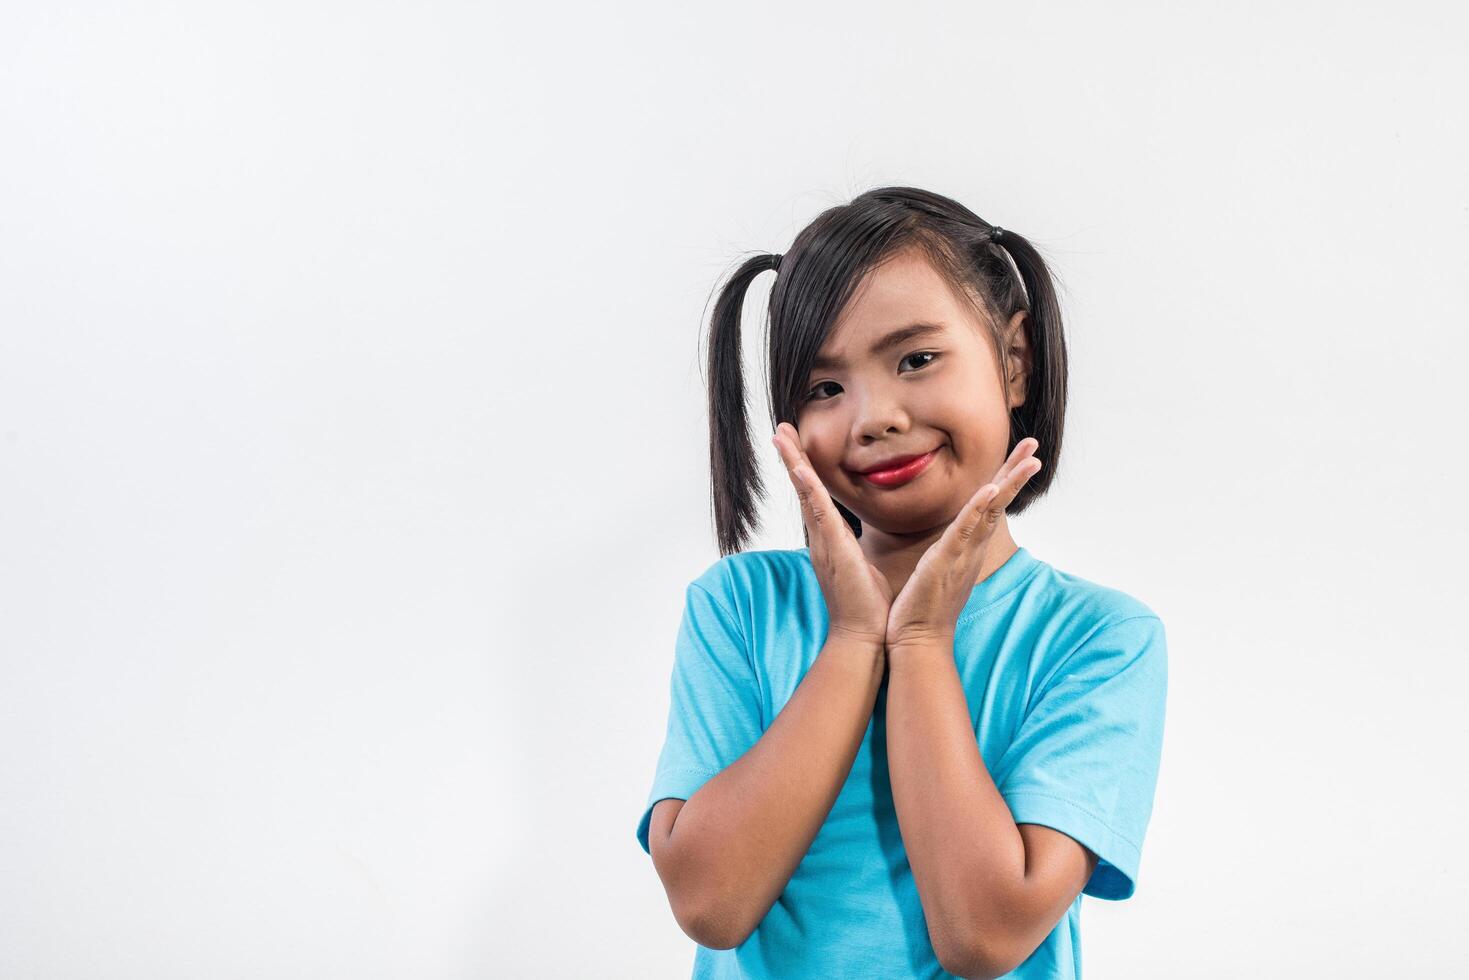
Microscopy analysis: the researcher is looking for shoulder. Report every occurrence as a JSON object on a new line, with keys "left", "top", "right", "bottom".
{"left": 687, "top": 547, "right": 815, "bottom": 613}
{"left": 1018, "top": 558, "right": 1168, "bottom": 678}
{"left": 1026, "top": 558, "right": 1161, "bottom": 628}
{"left": 676, "top": 549, "right": 815, "bottom": 674}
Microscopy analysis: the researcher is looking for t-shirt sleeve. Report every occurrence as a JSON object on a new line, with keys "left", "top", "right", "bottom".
{"left": 635, "top": 575, "right": 765, "bottom": 856}
{"left": 994, "top": 614, "right": 1168, "bottom": 900}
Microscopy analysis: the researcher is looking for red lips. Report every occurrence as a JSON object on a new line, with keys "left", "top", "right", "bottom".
{"left": 852, "top": 448, "right": 940, "bottom": 487}
{"left": 854, "top": 450, "right": 934, "bottom": 475}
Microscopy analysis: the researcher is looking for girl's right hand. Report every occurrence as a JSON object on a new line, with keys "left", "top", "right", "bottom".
{"left": 772, "top": 423, "right": 894, "bottom": 651}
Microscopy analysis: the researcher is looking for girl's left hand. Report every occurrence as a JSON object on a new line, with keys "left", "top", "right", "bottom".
{"left": 885, "top": 438, "right": 1043, "bottom": 653}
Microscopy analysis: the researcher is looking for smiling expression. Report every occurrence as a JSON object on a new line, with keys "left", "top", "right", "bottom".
{"left": 793, "top": 244, "right": 1032, "bottom": 537}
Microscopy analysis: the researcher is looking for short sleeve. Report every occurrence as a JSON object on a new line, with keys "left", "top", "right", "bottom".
{"left": 635, "top": 577, "right": 765, "bottom": 856}
{"left": 995, "top": 615, "right": 1168, "bottom": 900}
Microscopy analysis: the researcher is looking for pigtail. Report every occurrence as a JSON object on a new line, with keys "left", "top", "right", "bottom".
{"left": 704, "top": 252, "right": 783, "bottom": 556}
{"left": 987, "top": 226, "right": 1069, "bottom": 512}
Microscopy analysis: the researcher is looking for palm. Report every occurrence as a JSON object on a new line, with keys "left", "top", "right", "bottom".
{"left": 867, "top": 560, "right": 896, "bottom": 606}
{"left": 885, "top": 537, "right": 952, "bottom": 640}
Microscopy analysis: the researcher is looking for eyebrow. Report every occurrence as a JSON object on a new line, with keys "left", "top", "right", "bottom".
{"left": 810, "top": 321, "right": 948, "bottom": 372}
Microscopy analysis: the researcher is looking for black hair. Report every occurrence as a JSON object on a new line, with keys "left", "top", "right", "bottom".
{"left": 702, "top": 185, "right": 1068, "bottom": 557}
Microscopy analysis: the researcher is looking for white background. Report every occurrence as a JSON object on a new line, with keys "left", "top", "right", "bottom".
{"left": 2, "top": 3, "right": 1465, "bottom": 977}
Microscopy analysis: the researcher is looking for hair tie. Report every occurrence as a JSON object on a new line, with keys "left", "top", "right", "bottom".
{"left": 991, "top": 226, "right": 1005, "bottom": 243}
{"left": 772, "top": 252, "right": 784, "bottom": 271}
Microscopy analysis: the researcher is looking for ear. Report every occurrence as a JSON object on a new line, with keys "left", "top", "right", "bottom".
{"left": 1003, "top": 310, "right": 1033, "bottom": 410}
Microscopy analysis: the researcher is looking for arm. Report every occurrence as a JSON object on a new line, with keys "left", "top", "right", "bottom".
{"left": 885, "top": 640, "right": 1097, "bottom": 979}
{"left": 647, "top": 635, "right": 885, "bottom": 950}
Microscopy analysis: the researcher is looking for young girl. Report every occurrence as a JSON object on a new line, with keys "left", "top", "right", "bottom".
{"left": 635, "top": 186, "right": 1168, "bottom": 979}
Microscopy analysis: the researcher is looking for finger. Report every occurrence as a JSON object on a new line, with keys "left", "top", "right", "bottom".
{"left": 776, "top": 422, "right": 823, "bottom": 482}
{"left": 986, "top": 455, "right": 1043, "bottom": 517}
{"left": 952, "top": 481, "right": 1004, "bottom": 544}
{"left": 772, "top": 428, "right": 816, "bottom": 524}
{"left": 950, "top": 454, "right": 1041, "bottom": 546}
{"left": 773, "top": 425, "right": 854, "bottom": 544}
{"left": 773, "top": 425, "right": 817, "bottom": 496}
{"left": 990, "top": 437, "right": 1040, "bottom": 487}
{"left": 773, "top": 426, "right": 841, "bottom": 541}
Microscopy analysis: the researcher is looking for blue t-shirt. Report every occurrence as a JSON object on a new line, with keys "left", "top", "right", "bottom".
{"left": 636, "top": 545, "right": 1168, "bottom": 979}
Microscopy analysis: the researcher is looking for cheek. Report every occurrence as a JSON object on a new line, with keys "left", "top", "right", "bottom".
{"left": 794, "top": 420, "right": 842, "bottom": 473}
{"left": 945, "top": 413, "right": 1009, "bottom": 470}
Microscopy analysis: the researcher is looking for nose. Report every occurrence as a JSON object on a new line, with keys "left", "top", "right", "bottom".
{"left": 850, "top": 387, "right": 912, "bottom": 444}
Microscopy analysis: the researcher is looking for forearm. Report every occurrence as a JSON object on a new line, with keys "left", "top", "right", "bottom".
{"left": 885, "top": 639, "right": 1025, "bottom": 976}
{"left": 666, "top": 635, "right": 885, "bottom": 949}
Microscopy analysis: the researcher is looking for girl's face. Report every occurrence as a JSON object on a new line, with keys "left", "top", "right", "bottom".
{"left": 792, "top": 245, "right": 1031, "bottom": 539}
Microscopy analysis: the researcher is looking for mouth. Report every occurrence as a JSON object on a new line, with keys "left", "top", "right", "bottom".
{"left": 849, "top": 447, "right": 942, "bottom": 488}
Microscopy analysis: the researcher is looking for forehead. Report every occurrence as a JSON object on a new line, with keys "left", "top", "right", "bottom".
{"left": 821, "top": 247, "right": 981, "bottom": 353}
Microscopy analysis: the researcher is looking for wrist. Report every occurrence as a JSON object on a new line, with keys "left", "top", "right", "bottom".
{"left": 826, "top": 624, "right": 887, "bottom": 653}
{"left": 821, "top": 632, "right": 886, "bottom": 666}
{"left": 885, "top": 633, "right": 955, "bottom": 659}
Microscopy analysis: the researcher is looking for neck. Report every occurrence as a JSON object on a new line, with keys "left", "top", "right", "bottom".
{"left": 858, "top": 512, "right": 1020, "bottom": 598}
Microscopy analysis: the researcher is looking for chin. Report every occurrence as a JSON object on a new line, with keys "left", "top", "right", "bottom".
{"left": 859, "top": 502, "right": 955, "bottom": 536}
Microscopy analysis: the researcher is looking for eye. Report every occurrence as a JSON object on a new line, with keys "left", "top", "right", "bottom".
{"left": 803, "top": 351, "right": 941, "bottom": 403}
{"left": 901, "top": 351, "right": 939, "bottom": 372}
{"left": 804, "top": 381, "right": 841, "bottom": 403}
